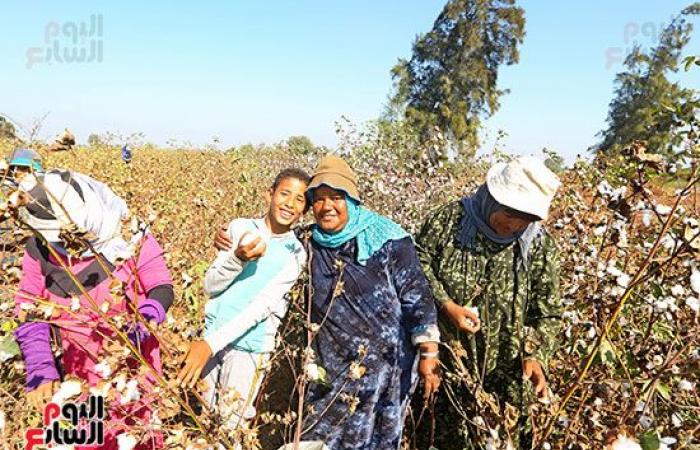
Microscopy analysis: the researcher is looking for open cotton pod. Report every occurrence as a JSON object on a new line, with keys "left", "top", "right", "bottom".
{"left": 238, "top": 229, "right": 268, "bottom": 255}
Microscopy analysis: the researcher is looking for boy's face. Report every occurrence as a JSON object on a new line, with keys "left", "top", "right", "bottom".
{"left": 266, "top": 177, "right": 308, "bottom": 231}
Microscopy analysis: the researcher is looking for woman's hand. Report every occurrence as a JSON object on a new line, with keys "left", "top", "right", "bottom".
{"left": 214, "top": 225, "right": 233, "bottom": 251}
{"left": 523, "top": 358, "right": 549, "bottom": 400}
{"left": 27, "top": 380, "right": 58, "bottom": 411}
{"left": 176, "top": 340, "right": 213, "bottom": 389}
{"left": 418, "top": 342, "right": 441, "bottom": 403}
{"left": 418, "top": 358, "right": 441, "bottom": 403}
{"left": 441, "top": 301, "right": 481, "bottom": 333}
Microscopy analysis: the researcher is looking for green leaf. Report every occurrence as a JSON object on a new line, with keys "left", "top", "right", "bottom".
{"left": 683, "top": 55, "right": 699, "bottom": 71}
{"left": 0, "top": 333, "right": 20, "bottom": 360}
{"left": 599, "top": 337, "right": 616, "bottom": 367}
{"left": 639, "top": 430, "right": 660, "bottom": 450}
{"left": 656, "top": 382, "right": 671, "bottom": 400}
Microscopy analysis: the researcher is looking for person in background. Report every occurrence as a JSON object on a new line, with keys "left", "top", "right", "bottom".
{"left": 415, "top": 156, "right": 562, "bottom": 449}
{"left": 177, "top": 168, "right": 309, "bottom": 436}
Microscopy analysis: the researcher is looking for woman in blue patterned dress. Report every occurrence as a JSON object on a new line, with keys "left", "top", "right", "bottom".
{"left": 299, "top": 155, "right": 440, "bottom": 450}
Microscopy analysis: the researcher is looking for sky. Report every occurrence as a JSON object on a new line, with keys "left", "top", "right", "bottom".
{"left": 0, "top": 1, "right": 698, "bottom": 162}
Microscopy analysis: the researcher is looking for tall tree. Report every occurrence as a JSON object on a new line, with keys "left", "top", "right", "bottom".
{"left": 595, "top": 3, "right": 700, "bottom": 156}
{"left": 389, "top": 0, "right": 525, "bottom": 159}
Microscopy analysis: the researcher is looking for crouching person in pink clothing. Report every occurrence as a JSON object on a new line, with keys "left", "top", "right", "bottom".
{"left": 8, "top": 159, "right": 173, "bottom": 449}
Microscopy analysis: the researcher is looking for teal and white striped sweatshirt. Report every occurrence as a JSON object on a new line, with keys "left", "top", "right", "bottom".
{"left": 203, "top": 218, "right": 306, "bottom": 355}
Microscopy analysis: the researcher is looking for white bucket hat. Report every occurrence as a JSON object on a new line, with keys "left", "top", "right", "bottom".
{"left": 486, "top": 156, "right": 560, "bottom": 220}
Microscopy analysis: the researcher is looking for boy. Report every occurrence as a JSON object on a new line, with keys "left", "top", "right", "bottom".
{"left": 176, "top": 168, "right": 309, "bottom": 430}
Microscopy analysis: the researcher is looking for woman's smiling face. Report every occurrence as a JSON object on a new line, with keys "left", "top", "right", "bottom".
{"left": 312, "top": 185, "right": 349, "bottom": 234}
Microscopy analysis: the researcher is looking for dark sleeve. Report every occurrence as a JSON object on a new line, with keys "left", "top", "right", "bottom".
{"left": 414, "top": 204, "right": 456, "bottom": 305}
{"left": 524, "top": 231, "right": 562, "bottom": 371}
{"left": 136, "top": 234, "right": 174, "bottom": 312}
{"left": 390, "top": 237, "right": 439, "bottom": 341}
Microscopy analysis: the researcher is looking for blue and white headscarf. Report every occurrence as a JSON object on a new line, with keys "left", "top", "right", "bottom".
{"left": 457, "top": 184, "right": 541, "bottom": 265}
{"left": 311, "top": 190, "right": 409, "bottom": 265}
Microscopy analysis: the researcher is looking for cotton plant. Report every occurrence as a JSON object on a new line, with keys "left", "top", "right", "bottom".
{"left": 1, "top": 133, "right": 699, "bottom": 449}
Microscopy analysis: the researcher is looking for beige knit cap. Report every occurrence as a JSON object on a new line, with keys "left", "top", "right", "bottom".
{"left": 308, "top": 154, "right": 360, "bottom": 201}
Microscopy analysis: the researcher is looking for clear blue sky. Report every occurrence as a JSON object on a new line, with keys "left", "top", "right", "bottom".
{"left": 1, "top": 1, "right": 698, "bottom": 161}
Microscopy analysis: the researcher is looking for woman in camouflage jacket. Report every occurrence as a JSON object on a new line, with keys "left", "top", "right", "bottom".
{"left": 414, "top": 157, "right": 562, "bottom": 449}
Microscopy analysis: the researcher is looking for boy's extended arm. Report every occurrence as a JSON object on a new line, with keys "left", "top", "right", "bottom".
{"left": 203, "top": 220, "right": 245, "bottom": 297}
{"left": 203, "top": 250, "right": 304, "bottom": 355}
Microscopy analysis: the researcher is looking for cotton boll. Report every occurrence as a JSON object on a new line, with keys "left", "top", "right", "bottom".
{"left": 607, "top": 264, "right": 623, "bottom": 278}
{"left": 609, "top": 434, "right": 642, "bottom": 450}
{"left": 655, "top": 204, "right": 672, "bottom": 215}
{"left": 304, "top": 363, "right": 327, "bottom": 383}
{"left": 670, "top": 284, "right": 685, "bottom": 297}
{"left": 20, "top": 302, "right": 34, "bottom": 311}
{"left": 685, "top": 297, "right": 699, "bottom": 313}
{"left": 678, "top": 379, "right": 694, "bottom": 391}
{"left": 672, "top": 413, "right": 683, "bottom": 427}
{"left": 94, "top": 361, "right": 112, "bottom": 379}
{"left": 659, "top": 437, "right": 677, "bottom": 450}
{"left": 587, "top": 327, "right": 597, "bottom": 339}
{"left": 616, "top": 273, "right": 631, "bottom": 288}
{"left": 691, "top": 270, "right": 700, "bottom": 295}
{"left": 119, "top": 379, "right": 141, "bottom": 404}
{"left": 597, "top": 181, "right": 613, "bottom": 197}
{"left": 239, "top": 230, "right": 268, "bottom": 255}
{"left": 117, "top": 433, "right": 138, "bottom": 450}
{"left": 0, "top": 409, "right": 5, "bottom": 433}
{"left": 52, "top": 380, "right": 83, "bottom": 404}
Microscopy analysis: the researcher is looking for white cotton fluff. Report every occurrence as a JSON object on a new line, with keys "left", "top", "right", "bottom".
{"left": 120, "top": 379, "right": 141, "bottom": 404}
{"left": 617, "top": 273, "right": 631, "bottom": 288}
{"left": 655, "top": 204, "right": 672, "bottom": 215}
{"left": 670, "top": 284, "right": 685, "bottom": 297}
{"left": 678, "top": 379, "right": 694, "bottom": 391}
{"left": 690, "top": 270, "right": 700, "bottom": 295}
{"left": 94, "top": 361, "right": 112, "bottom": 379}
{"left": 239, "top": 230, "right": 268, "bottom": 254}
{"left": 70, "top": 297, "right": 80, "bottom": 312}
{"left": 51, "top": 380, "right": 82, "bottom": 404}
{"left": 117, "top": 433, "right": 138, "bottom": 450}
{"left": 672, "top": 413, "right": 683, "bottom": 427}
{"left": 686, "top": 297, "right": 699, "bottom": 313}
{"left": 0, "top": 351, "right": 13, "bottom": 363}
{"left": 609, "top": 434, "right": 642, "bottom": 450}
{"left": 304, "top": 363, "right": 327, "bottom": 384}
{"left": 659, "top": 437, "right": 677, "bottom": 450}
{"left": 0, "top": 409, "right": 5, "bottom": 433}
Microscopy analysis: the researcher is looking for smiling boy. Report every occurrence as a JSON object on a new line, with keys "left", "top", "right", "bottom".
{"left": 177, "top": 168, "right": 309, "bottom": 430}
